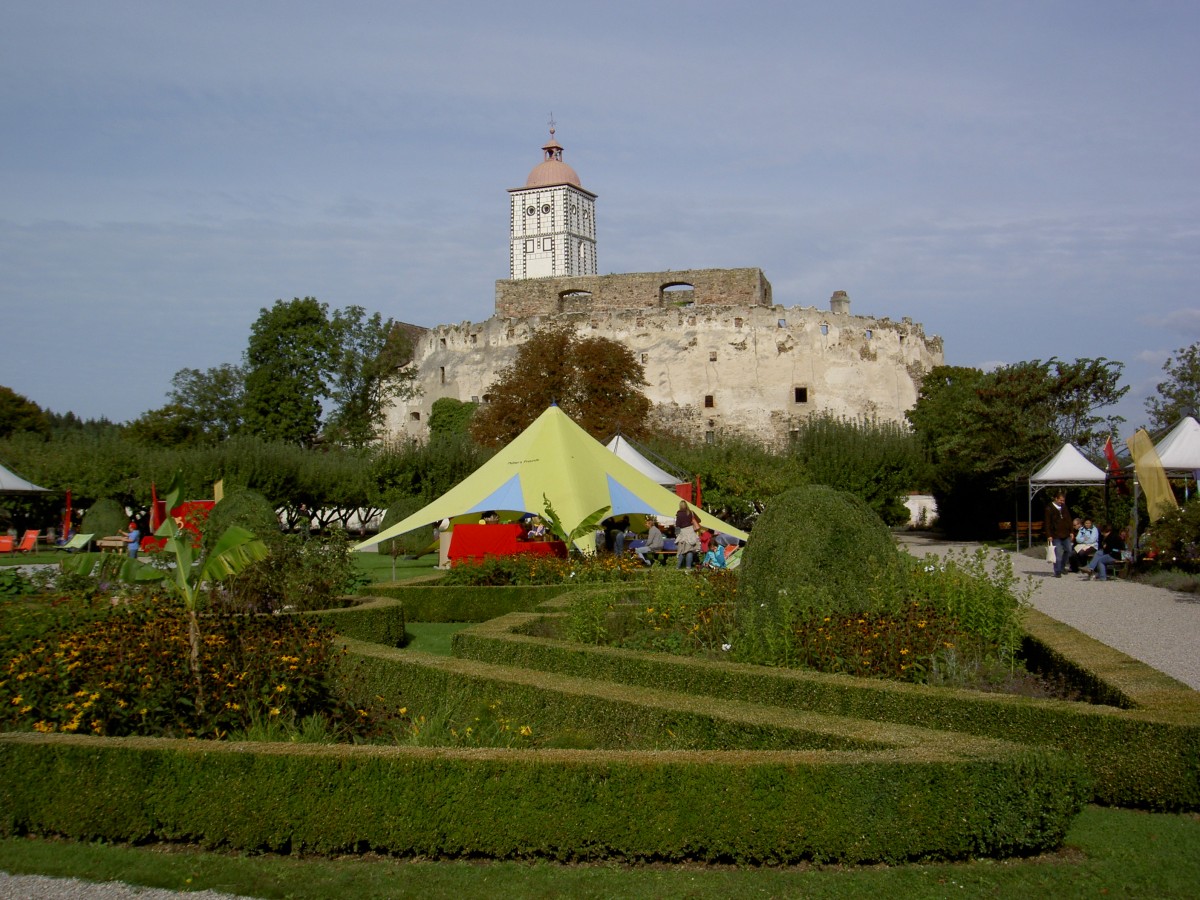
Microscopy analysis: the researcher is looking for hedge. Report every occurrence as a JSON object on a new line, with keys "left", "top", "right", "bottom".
{"left": 449, "top": 609, "right": 1200, "bottom": 810}
{"left": 365, "top": 583, "right": 573, "bottom": 622}
{"left": 303, "top": 596, "right": 406, "bottom": 648}
{"left": 0, "top": 732, "right": 1087, "bottom": 865}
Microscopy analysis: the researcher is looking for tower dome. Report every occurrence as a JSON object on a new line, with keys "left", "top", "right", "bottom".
{"left": 525, "top": 135, "right": 582, "bottom": 188}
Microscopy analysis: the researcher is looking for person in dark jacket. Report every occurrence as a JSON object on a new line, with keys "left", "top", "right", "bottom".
{"left": 1043, "top": 492, "right": 1072, "bottom": 578}
{"left": 1084, "top": 523, "right": 1127, "bottom": 581}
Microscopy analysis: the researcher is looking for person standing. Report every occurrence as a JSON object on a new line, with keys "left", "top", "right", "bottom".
{"left": 674, "top": 501, "right": 701, "bottom": 569}
{"left": 120, "top": 521, "right": 141, "bottom": 559}
{"left": 1044, "top": 492, "right": 1072, "bottom": 578}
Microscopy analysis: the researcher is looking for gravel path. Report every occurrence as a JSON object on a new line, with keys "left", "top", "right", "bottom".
{"left": 6, "top": 540, "right": 1197, "bottom": 896}
{"left": 897, "top": 533, "right": 1200, "bottom": 690}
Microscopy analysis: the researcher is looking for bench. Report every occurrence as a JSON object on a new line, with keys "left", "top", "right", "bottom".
{"left": 96, "top": 537, "right": 128, "bottom": 553}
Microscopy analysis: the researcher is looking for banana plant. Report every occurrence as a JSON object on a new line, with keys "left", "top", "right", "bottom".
{"left": 541, "top": 494, "right": 611, "bottom": 553}
{"left": 62, "top": 473, "right": 268, "bottom": 711}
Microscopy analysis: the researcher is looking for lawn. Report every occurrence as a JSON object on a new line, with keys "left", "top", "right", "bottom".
{"left": 0, "top": 806, "right": 1197, "bottom": 899}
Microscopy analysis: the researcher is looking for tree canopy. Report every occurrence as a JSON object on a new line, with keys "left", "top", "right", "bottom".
{"left": 0, "top": 387, "right": 50, "bottom": 440}
{"left": 470, "top": 327, "right": 652, "bottom": 446}
{"left": 906, "top": 357, "right": 1126, "bottom": 537}
{"left": 1146, "top": 342, "right": 1200, "bottom": 431}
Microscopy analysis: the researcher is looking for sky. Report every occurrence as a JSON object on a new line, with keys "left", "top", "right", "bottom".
{"left": 2, "top": 1, "right": 1198, "bottom": 436}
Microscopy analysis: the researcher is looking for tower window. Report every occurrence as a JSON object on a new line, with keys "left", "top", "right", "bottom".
{"left": 525, "top": 240, "right": 534, "bottom": 253}
{"left": 709, "top": 351, "right": 717, "bottom": 362}
{"left": 543, "top": 238, "right": 554, "bottom": 251}
{"left": 541, "top": 204, "right": 551, "bottom": 214}
{"left": 777, "top": 318, "right": 787, "bottom": 328}
{"left": 794, "top": 387, "right": 808, "bottom": 403}
{"left": 704, "top": 395, "right": 715, "bottom": 408}
{"left": 734, "top": 317, "right": 743, "bottom": 328}
{"left": 705, "top": 431, "right": 715, "bottom": 444}
{"left": 439, "top": 337, "right": 446, "bottom": 348}
{"left": 470, "top": 334, "right": 478, "bottom": 345}
{"left": 865, "top": 329, "right": 873, "bottom": 339}
{"left": 409, "top": 411, "right": 420, "bottom": 422}
{"left": 526, "top": 206, "right": 536, "bottom": 216}
{"left": 439, "top": 367, "right": 446, "bottom": 385}
{"left": 820, "top": 324, "right": 829, "bottom": 335}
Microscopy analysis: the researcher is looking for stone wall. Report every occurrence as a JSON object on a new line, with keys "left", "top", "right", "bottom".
{"left": 385, "top": 272, "right": 943, "bottom": 447}
{"left": 494, "top": 268, "right": 772, "bottom": 318}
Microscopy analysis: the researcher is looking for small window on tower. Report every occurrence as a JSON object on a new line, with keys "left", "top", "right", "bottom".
{"left": 542, "top": 204, "right": 551, "bottom": 214}
{"left": 470, "top": 334, "right": 478, "bottom": 345}
{"left": 640, "top": 353, "right": 648, "bottom": 363}
{"left": 543, "top": 238, "right": 554, "bottom": 251}
{"left": 527, "top": 206, "right": 536, "bottom": 216}
{"left": 439, "top": 338, "right": 446, "bottom": 349}
{"left": 704, "top": 395, "right": 715, "bottom": 408}
{"left": 709, "top": 351, "right": 717, "bottom": 362}
{"left": 820, "top": 323, "right": 829, "bottom": 335}
{"left": 865, "top": 329, "right": 873, "bottom": 339}
{"left": 794, "top": 387, "right": 808, "bottom": 404}
{"left": 439, "top": 367, "right": 446, "bottom": 385}
{"left": 409, "top": 411, "right": 420, "bottom": 422}
{"left": 705, "top": 430, "right": 715, "bottom": 444}
{"left": 734, "top": 317, "right": 743, "bottom": 328}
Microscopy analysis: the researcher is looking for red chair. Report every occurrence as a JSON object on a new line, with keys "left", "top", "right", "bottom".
{"left": 16, "top": 530, "right": 39, "bottom": 553}
{"left": 0, "top": 536, "right": 13, "bottom": 553}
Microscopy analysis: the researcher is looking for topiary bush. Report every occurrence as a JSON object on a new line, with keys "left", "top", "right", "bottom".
{"left": 737, "top": 485, "right": 907, "bottom": 664}
{"left": 203, "top": 489, "right": 281, "bottom": 552}
{"left": 81, "top": 498, "right": 127, "bottom": 538}
{"left": 376, "top": 495, "right": 433, "bottom": 557}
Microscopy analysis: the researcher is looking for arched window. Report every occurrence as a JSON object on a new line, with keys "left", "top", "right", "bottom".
{"left": 660, "top": 282, "right": 695, "bottom": 308}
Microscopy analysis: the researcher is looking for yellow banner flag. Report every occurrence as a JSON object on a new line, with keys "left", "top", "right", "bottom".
{"left": 1126, "top": 430, "right": 1178, "bottom": 521}
{"left": 213, "top": 479, "right": 224, "bottom": 503}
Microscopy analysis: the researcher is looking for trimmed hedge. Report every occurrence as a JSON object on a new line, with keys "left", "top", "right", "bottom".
{"left": 449, "top": 609, "right": 1200, "bottom": 810}
{"left": 0, "top": 731, "right": 1087, "bottom": 864}
{"left": 366, "top": 583, "right": 572, "bottom": 622}
{"left": 304, "top": 596, "right": 406, "bottom": 648}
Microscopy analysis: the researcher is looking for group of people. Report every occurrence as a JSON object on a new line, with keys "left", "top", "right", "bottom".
{"left": 1043, "top": 491, "right": 1128, "bottom": 582}
{"left": 609, "top": 501, "right": 733, "bottom": 570}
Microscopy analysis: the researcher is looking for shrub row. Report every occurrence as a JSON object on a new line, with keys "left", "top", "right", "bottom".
{"left": 304, "top": 596, "right": 406, "bottom": 648}
{"left": 0, "top": 730, "right": 1087, "bottom": 864}
{"left": 450, "top": 609, "right": 1200, "bottom": 810}
{"left": 365, "top": 583, "right": 572, "bottom": 622}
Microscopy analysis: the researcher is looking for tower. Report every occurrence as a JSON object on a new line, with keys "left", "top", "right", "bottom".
{"left": 508, "top": 120, "right": 597, "bottom": 280}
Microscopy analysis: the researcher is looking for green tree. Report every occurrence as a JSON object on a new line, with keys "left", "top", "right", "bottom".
{"left": 323, "top": 308, "right": 418, "bottom": 448}
{"left": 241, "top": 297, "right": 333, "bottom": 445}
{"left": 470, "top": 327, "right": 651, "bottom": 446}
{"left": 788, "top": 413, "right": 927, "bottom": 526}
{"left": 428, "top": 397, "right": 478, "bottom": 439}
{"left": 907, "top": 358, "right": 1127, "bottom": 537}
{"left": 0, "top": 386, "right": 50, "bottom": 440}
{"left": 1146, "top": 343, "right": 1200, "bottom": 431}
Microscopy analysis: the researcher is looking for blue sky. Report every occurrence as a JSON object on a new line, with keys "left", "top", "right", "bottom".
{"left": 2, "top": 1, "right": 1198, "bottom": 434}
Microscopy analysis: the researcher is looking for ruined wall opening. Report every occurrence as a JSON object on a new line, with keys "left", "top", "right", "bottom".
{"left": 660, "top": 282, "right": 695, "bottom": 308}
{"left": 557, "top": 290, "right": 592, "bottom": 312}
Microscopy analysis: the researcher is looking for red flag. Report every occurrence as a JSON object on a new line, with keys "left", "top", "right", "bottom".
{"left": 62, "top": 489, "right": 72, "bottom": 538}
{"left": 1103, "top": 436, "right": 1121, "bottom": 473}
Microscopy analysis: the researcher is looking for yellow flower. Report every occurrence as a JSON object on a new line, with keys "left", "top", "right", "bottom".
{"left": 269, "top": 707, "right": 281, "bottom": 716}
{"left": 519, "top": 725, "right": 533, "bottom": 736}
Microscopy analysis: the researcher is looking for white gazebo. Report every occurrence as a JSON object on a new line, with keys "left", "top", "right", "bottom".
{"left": 1026, "top": 443, "right": 1106, "bottom": 549}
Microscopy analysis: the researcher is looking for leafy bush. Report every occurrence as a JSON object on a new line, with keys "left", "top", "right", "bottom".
{"left": 0, "top": 568, "right": 32, "bottom": 597}
{"left": 81, "top": 498, "right": 127, "bottom": 538}
{"left": 218, "top": 530, "right": 365, "bottom": 613}
{"left": 614, "top": 569, "right": 738, "bottom": 656}
{"left": 1147, "top": 495, "right": 1200, "bottom": 565}
{"left": 438, "top": 553, "right": 646, "bottom": 586}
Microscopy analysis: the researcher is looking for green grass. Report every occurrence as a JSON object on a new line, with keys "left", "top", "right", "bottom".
{"left": 402, "top": 621, "right": 473, "bottom": 655}
{"left": 0, "top": 807, "right": 1196, "bottom": 898}
{"left": 352, "top": 551, "right": 439, "bottom": 584}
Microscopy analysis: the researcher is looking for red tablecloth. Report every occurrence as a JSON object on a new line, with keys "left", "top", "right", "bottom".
{"left": 448, "top": 524, "right": 567, "bottom": 563}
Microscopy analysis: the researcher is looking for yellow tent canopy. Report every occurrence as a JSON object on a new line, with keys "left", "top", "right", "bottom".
{"left": 354, "top": 406, "right": 747, "bottom": 552}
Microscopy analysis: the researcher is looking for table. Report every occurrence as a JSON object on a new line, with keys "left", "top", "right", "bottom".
{"left": 448, "top": 524, "right": 567, "bottom": 564}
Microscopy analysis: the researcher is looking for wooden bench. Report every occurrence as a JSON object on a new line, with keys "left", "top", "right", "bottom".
{"left": 96, "top": 537, "right": 127, "bottom": 553}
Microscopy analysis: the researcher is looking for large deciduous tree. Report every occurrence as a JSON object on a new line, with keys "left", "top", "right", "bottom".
{"left": 241, "top": 298, "right": 333, "bottom": 446}
{"left": 470, "top": 327, "right": 651, "bottom": 446}
{"left": 323, "top": 308, "right": 418, "bottom": 448}
{"left": 127, "top": 364, "right": 246, "bottom": 447}
{"left": 906, "top": 358, "right": 1126, "bottom": 537}
{"left": 0, "top": 386, "right": 50, "bottom": 440}
{"left": 1146, "top": 342, "right": 1200, "bottom": 431}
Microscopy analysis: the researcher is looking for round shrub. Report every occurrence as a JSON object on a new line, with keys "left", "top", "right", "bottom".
{"left": 737, "top": 485, "right": 906, "bottom": 662}
{"left": 376, "top": 495, "right": 435, "bottom": 557}
{"left": 204, "top": 489, "right": 281, "bottom": 551}
{"left": 81, "top": 498, "right": 127, "bottom": 538}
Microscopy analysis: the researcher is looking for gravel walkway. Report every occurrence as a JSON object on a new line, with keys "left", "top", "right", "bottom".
{"left": 6, "top": 540, "right": 1197, "bottom": 896}
{"left": 897, "top": 533, "right": 1200, "bottom": 690}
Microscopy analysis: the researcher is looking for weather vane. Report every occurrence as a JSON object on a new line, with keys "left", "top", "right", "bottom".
{"left": 548, "top": 112, "right": 556, "bottom": 137}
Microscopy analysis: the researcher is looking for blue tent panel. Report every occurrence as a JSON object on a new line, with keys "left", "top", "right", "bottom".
{"left": 605, "top": 474, "right": 657, "bottom": 517}
{"left": 466, "top": 473, "right": 527, "bottom": 515}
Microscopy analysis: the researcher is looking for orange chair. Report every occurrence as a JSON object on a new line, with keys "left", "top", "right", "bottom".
{"left": 0, "top": 536, "right": 13, "bottom": 553}
{"left": 16, "top": 530, "right": 39, "bottom": 553}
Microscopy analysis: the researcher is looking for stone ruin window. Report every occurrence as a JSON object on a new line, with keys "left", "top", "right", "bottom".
{"left": 704, "top": 395, "right": 715, "bottom": 408}
{"left": 470, "top": 333, "right": 478, "bottom": 345}
{"left": 471, "top": 396, "right": 479, "bottom": 403}
{"left": 409, "top": 411, "right": 420, "bottom": 422}
{"left": 865, "top": 329, "right": 873, "bottom": 340}
{"left": 777, "top": 318, "right": 787, "bottom": 328}
{"left": 734, "top": 317, "right": 743, "bottom": 328}
{"left": 660, "top": 282, "right": 695, "bottom": 308}
{"left": 640, "top": 353, "right": 648, "bottom": 364}
{"left": 439, "top": 367, "right": 446, "bottom": 385}
{"left": 439, "top": 337, "right": 447, "bottom": 349}
{"left": 820, "top": 323, "right": 829, "bottom": 336}
{"left": 705, "top": 430, "right": 715, "bottom": 444}
{"left": 709, "top": 351, "right": 717, "bottom": 362}
{"left": 794, "top": 387, "right": 809, "bottom": 404}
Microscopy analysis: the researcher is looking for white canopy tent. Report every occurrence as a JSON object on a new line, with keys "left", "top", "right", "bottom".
{"left": 1026, "top": 443, "right": 1106, "bottom": 549}
{"left": 604, "top": 434, "right": 686, "bottom": 487}
{"left": 0, "top": 460, "right": 51, "bottom": 494}
{"left": 1153, "top": 415, "right": 1200, "bottom": 489}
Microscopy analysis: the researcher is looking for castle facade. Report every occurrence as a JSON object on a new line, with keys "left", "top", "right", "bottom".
{"left": 384, "top": 131, "right": 943, "bottom": 445}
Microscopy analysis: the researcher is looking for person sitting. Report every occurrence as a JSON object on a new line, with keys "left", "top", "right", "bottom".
{"left": 55, "top": 527, "right": 77, "bottom": 547}
{"left": 609, "top": 515, "right": 631, "bottom": 556}
{"left": 1070, "top": 517, "right": 1100, "bottom": 572}
{"left": 527, "top": 515, "right": 546, "bottom": 541}
{"left": 635, "top": 520, "right": 665, "bottom": 566}
{"left": 702, "top": 541, "right": 726, "bottom": 569}
{"left": 1084, "top": 524, "right": 1127, "bottom": 581}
